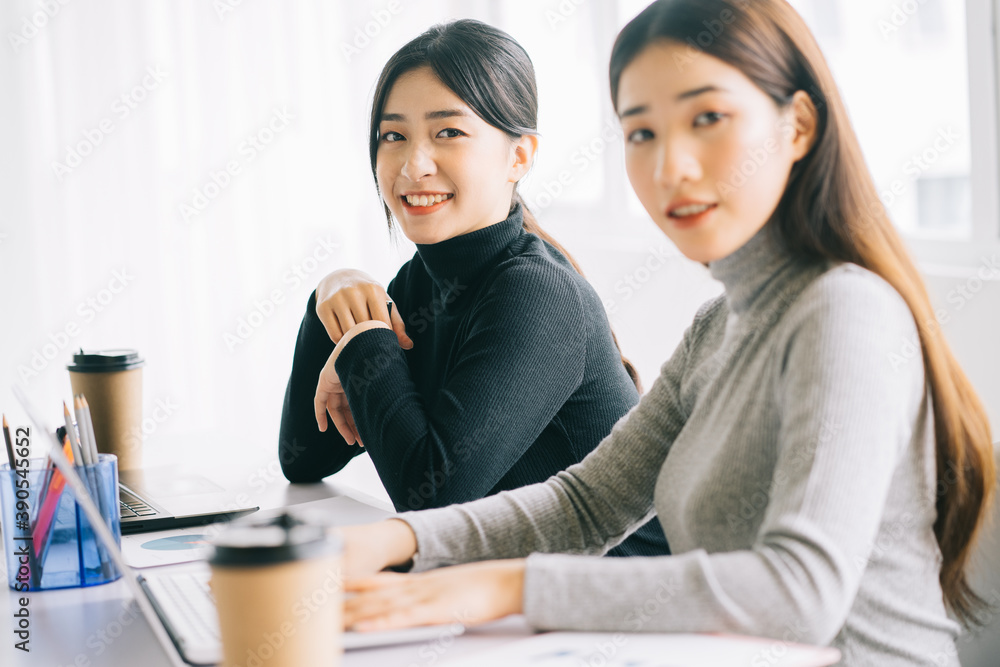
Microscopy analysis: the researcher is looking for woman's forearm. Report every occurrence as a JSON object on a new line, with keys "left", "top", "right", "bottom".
{"left": 280, "top": 292, "right": 363, "bottom": 482}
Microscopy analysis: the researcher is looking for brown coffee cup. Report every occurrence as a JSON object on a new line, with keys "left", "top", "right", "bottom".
{"left": 67, "top": 349, "right": 144, "bottom": 470}
{"left": 209, "top": 512, "right": 344, "bottom": 667}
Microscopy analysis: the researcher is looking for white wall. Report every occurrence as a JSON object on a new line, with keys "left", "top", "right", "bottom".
{"left": 923, "top": 266, "right": 1000, "bottom": 434}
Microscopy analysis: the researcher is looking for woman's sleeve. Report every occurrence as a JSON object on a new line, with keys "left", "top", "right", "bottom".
{"left": 396, "top": 300, "right": 700, "bottom": 563}
{"left": 517, "top": 271, "right": 926, "bottom": 643}
{"left": 409, "top": 271, "right": 928, "bottom": 645}
{"left": 278, "top": 290, "right": 363, "bottom": 483}
{"left": 335, "top": 263, "right": 598, "bottom": 510}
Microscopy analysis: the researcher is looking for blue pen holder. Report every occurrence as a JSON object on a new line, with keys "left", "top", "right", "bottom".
{"left": 0, "top": 455, "right": 122, "bottom": 591}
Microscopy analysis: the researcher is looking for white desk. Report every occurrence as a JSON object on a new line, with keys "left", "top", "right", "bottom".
{"left": 0, "top": 577, "right": 534, "bottom": 667}
{"left": 0, "top": 459, "right": 537, "bottom": 667}
{"left": 0, "top": 454, "right": 841, "bottom": 667}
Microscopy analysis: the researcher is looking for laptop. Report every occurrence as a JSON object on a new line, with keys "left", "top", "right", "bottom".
{"left": 13, "top": 385, "right": 463, "bottom": 665}
{"left": 117, "top": 467, "right": 259, "bottom": 534}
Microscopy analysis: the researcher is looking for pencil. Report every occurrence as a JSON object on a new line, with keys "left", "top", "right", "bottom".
{"left": 73, "top": 397, "right": 113, "bottom": 580}
{"left": 63, "top": 402, "right": 86, "bottom": 467}
{"left": 79, "top": 396, "right": 100, "bottom": 463}
{"left": 76, "top": 395, "right": 97, "bottom": 464}
{"left": 74, "top": 397, "right": 89, "bottom": 461}
{"left": 2, "top": 414, "right": 15, "bottom": 470}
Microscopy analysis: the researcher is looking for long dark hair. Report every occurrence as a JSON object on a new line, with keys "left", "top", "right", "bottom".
{"left": 369, "top": 19, "right": 643, "bottom": 390}
{"left": 610, "top": 0, "right": 995, "bottom": 625}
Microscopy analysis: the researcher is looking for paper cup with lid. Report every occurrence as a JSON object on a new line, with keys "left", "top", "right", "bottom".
{"left": 67, "top": 349, "right": 144, "bottom": 470}
{"left": 209, "top": 511, "right": 344, "bottom": 667}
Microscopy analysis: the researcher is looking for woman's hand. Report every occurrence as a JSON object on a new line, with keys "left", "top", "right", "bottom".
{"left": 344, "top": 560, "right": 526, "bottom": 632}
{"left": 314, "top": 321, "right": 391, "bottom": 444}
{"left": 338, "top": 519, "right": 419, "bottom": 578}
{"left": 315, "top": 268, "right": 413, "bottom": 349}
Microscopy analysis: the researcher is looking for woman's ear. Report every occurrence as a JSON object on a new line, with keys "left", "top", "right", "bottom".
{"left": 788, "top": 90, "right": 818, "bottom": 162}
{"left": 509, "top": 134, "right": 538, "bottom": 182}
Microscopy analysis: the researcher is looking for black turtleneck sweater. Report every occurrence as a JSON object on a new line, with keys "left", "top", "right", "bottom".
{"left": 279, "top": 205, "right": 668, "bottom": 557}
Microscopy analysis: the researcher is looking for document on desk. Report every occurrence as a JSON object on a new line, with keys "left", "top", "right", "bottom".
{"left": 121, "top": 494, "right": 395, "bottom": 568}
{"left": 121, "top": 526, "right": 215, "bottom": 568}
{"left": 439, "top": 631, "right": 841, "bottom": 667}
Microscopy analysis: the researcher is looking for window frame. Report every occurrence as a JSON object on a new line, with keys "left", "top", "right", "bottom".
{"left": 906, "top": 0, "right": 1000, "bottom": 268}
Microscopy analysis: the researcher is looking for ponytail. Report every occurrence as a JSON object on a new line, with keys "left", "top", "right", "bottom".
{"left": 514, "top": 194, "right": 644, "bottom": 393}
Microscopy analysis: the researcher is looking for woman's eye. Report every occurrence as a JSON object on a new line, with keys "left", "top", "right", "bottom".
{"left": 437, "top": 128, "right": 466, "bottom": 138}
{"left": 626, "top": 128, "right": 653, "bottom": 144}
{"left": 381, "top": 131, "right": 404, "bottom": 143}
{"left": 694, "top": 111, "right": 726, "bottom": 128}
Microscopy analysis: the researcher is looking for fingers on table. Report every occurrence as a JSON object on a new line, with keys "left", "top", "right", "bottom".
{"left": 344, "top": 575, "right": 436, "bottom": 631}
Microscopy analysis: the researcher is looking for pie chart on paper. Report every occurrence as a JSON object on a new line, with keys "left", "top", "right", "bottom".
{"left": 121, "top": 528, "right": 215, "bottom": 567}
{"left": 140, "top": 534, "right": 211, "bottom": 551}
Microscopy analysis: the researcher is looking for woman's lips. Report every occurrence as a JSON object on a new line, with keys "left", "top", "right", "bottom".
{"left": 400, "top": 193, "right": 453, "bottom": 216}
{"left": 667, "top": 203, "right": 717, "bottom": 229}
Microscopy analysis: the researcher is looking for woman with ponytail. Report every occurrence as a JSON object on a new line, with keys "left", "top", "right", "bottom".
{"left": 337, "top": 2, "right": 995, "bottom": 664}
{"left": 279, "top": 19, "right": 667, "bottom": 557}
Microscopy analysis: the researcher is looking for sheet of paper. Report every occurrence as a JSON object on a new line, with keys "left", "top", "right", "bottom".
{"left": 120, "top": 526, "right": 215, "bottom": 568}
{"left": 439, "top": 631, "right": 841, "bottom": 667}
{"left": 120, "top": 494, "right": 395, "bottom": 568}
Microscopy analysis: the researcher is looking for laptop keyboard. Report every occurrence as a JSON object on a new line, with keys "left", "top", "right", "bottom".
{"left": 141, "top": 565, "right": 465, "bottom": 661}
{"left": 142, "top": 569, "right": 222, "bottom": 663}
{"left": 119, "top": 488, "right": 158, "bottom": 518}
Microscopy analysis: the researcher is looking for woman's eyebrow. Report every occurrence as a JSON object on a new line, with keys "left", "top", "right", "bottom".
{"left": 676, "top": 85, "right": 726, "bottom": 101}
{"left": 425, "top": 109, "right": 468, "bottom": 120}
{"left": 380, "top": 109, "right": 470, "bottom": 122}
{"left": 619, "top": 85, "right": 729, "bottom": 118}
{"left": 619, "top": 104, "right": 648, "bottom": 119}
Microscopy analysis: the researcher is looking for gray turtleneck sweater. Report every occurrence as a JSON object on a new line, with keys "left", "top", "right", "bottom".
{"left": 400, "top": 224, "right": 960, "bottom": 666}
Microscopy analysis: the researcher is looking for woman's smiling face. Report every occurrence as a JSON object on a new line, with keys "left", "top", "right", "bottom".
{"left": 376, "top": 66, "right": 534, "bottom": 245}
{"left": 617, "top": 40, "right": 815, "bottom": 264}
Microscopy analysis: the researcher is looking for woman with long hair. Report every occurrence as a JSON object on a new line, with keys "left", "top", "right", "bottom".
{"left": 338, "top": 2, "right": 995, "bottom": 664}
{"left": 278, "top": 19, "right": 668, "bottom": 557}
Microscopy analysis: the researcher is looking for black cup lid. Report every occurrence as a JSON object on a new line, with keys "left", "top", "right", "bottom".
{"left": 67, "top": 349, "right": 144, "bottom": 372}
{"left": 209, "top": 511, "right": 341, "bottom": 567}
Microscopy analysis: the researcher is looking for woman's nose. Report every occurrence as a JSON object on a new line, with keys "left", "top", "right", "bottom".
{"left": 400, "top": 143, "right": 436, "bottom": 182}
{"left": 654, "top": 140, "right": 702, "bottom": 189}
